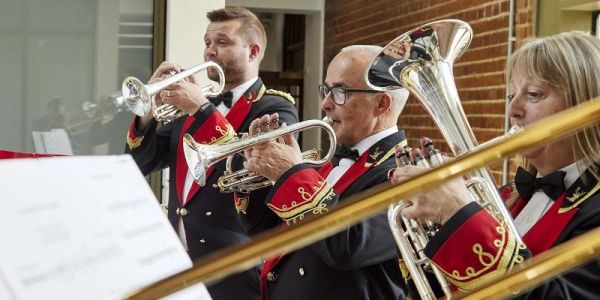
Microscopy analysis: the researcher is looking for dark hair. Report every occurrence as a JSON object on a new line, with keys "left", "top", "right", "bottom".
{"left": 207, "top": 7, "right": 267, "bottom": 51}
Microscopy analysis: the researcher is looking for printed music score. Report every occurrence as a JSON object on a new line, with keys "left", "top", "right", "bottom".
{"left": 0, "top": 155, "right": 211, "bottom": 299}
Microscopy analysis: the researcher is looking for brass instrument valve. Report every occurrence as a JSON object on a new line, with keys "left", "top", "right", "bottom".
{"left": 411, "top": 148, "right": 430, "bottom": 168}
{"left": 396, "top": 146, "right": 412, "bottom": 166}
{"left": 420, "top": 137, "right": 443, "bottom": 167}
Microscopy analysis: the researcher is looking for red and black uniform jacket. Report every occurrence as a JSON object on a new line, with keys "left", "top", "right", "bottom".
{"left": 425, "top": 165, "right": 600, "bottom": 299}
{"left": 124, "top": 78, "right": 298, "bottom": 300}
{"left": 256, "top": 131, "right": 409, "bottom": 300}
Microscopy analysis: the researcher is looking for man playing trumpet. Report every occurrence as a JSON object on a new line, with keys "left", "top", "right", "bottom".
{"left": 125, "top": 7, "right": 298, "bottom": 300}
{"left": 244, "top": 45, "right": 410, "bottom": 299}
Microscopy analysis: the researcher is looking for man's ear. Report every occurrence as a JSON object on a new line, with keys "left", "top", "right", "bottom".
{"left": 249, "top": 43, "right": 261, "bottom": 61}
{"left": 376, "top": 92, "right": 393, "bottom": 114}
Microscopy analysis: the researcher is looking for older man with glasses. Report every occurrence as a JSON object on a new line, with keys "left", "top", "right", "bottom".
{"left": 243, "top": 45, "right": 411, "bottom": 300}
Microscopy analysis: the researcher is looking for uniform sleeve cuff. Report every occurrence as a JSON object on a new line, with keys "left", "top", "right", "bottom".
{"left": 191, "top": 103, "right": 217, "bottom": 120}
{"left": 424, "top": 201, "right": 482, "bottom": 257}
{"left": 265, "top": 163, "right": 313, "bottom": 202}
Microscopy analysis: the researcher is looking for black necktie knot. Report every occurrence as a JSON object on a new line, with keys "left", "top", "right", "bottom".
{"left": 514, "top": 167, "right": 566, "bottom": 201}
{"left": 332, "top": 146, "right": 359, "bottom": 167}
{"left": 209, "top": 91, "right": 234, "bottom": 108}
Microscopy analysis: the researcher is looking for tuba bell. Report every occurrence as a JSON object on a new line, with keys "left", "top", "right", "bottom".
{"left": 121, "top": 61, "right": 225, "bottom": 123}
{"left": 366, "top": 19, "right": 523, "bottom": 299}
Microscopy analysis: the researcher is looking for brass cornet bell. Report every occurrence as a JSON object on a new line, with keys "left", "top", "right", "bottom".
{"left": 121, "top": 61, "right": 225, "bottom": 123}
{"left": 183, "top": 117, "right": 336, "bottom": 188}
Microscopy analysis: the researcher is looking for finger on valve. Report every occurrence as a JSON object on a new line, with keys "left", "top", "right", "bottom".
{"left": 420, "top": 137, "right": 443, "bottom": 167}
{"left": 410, "top": 148, "right": 429, "bottom": 168}
{"left": 249, "top": 118, "right": 261, "bottom": 136}
{"left": 389, "top": 145, "right": 406, "bottom": 180}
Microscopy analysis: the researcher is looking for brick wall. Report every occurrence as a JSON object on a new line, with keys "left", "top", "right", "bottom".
{"left": 324, "top": 0, "right": 536, "bottom": 181}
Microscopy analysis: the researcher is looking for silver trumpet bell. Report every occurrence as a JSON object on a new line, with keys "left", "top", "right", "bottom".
{"left": 366, "top": 19, "right": 523, "bottom": 299}
{"left": 183, "top": 117, "right": 336, "bottom": 187}
{"left": 121, "top": 61, "right": 225, "bottom": 123}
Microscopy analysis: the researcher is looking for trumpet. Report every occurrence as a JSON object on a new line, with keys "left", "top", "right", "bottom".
{"left": 121, "top": 61, "right": 225, "bottom": 123}
{"left": 183, "top": 117, "right": 336, "bottom": 188}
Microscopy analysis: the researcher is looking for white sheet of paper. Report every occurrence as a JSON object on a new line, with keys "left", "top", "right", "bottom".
{"left": 0, "top": 155, "right": 210, "bottom": 300}
{"left": 31, "top": 129, "right": 73, "bottom": 155}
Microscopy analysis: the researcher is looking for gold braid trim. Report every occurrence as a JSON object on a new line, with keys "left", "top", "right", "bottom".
{"left": 208, "top": 124, "right": 235, "bottom": 145}
{"left": 126, "top": 131, "right": 144, "bottom": 149}
{"left": 267, "top": 181, "right": 335, "bottom": 225}
{"left": 374, "top": 139, "right": 407, "bottom": 167}
{"left": 251, "top": 85, "right": 267, "bottom": 103}
{"left": 265, "top": 89, "right": 295, "bottom": 104}
{"left": 559, "top": 181, "right": 600, "bottom": 213}
{"left": 433, "top": 222, "right": 524, "bottom": 291}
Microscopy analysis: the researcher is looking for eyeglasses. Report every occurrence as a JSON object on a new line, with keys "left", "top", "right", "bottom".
{"left": 318, "top": 84, "right": 380, "bottom": 105}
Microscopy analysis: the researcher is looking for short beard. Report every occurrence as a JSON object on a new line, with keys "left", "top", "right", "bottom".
{"left": 208, "top": 63, "right": 245, "bottom": 85}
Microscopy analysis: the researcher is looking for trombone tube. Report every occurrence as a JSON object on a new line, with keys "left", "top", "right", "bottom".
{"left": 126, "top": 96, "right": 600, "bottom": 299}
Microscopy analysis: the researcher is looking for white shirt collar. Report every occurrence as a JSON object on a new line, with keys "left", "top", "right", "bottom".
{"left": 537, "top": 159, "right": 589, "bottom": 190}
{"left": 230, "top": 77, "right": 258, "bottom": 107}
{"left": 351, "top": 126, "right": 399, "bottom": 155}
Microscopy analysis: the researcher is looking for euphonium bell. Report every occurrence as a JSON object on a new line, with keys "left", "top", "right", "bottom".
{"left": 366, "top": 19, "right": 523, "bottom": 299}
{"left": 183, "top": 117, "right": 336, "bottom": 188}
{"left": 121, "top": 61, "right": 225, "bottom": 123}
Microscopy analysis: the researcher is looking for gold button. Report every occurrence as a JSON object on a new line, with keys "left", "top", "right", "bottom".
{"left": 266, "top": 271, "right": 277, "bottom": 282}
{"left": 179, "top": 208, "right": 189, "bottom": 216}
{"left": 298, "top": 268, "right": 305, "bottom": 276}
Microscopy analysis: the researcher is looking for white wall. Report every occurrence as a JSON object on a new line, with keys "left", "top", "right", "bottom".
{"left": 226, "top": 0, "right": 325, "bottom": 150}
{"left": 166, "top": 0, "right": 223, "bottom": 65}
{"left": 166, "top": 0, "right": 224, "bottom": 86}
{"left": 95, "top": 0, "right": 119, "bottom": 100}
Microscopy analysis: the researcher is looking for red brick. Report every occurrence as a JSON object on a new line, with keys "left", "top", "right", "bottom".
{"left": 325, "top": 0, "right": 535, "bottom": 178}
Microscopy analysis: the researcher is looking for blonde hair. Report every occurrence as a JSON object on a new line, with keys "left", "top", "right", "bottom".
{"left": 505, "top": 31, "right": 600, "bottom": 205}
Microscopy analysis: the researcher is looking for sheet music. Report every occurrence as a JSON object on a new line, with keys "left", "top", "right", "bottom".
{"left": 31, "top": 129, "right": 73, "bottom": 155}
{"left": 0, "top": 155, "right": 208, "bottom": 300}
{"left": 0, "top": 271, "right": 15, "bottom": 300}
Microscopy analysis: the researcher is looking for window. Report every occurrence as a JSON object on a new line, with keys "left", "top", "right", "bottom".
{"left": 0, "top": 0, "right": 156, "bottom": 155}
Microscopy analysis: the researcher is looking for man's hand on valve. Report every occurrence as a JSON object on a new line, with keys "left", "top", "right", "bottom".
{"left": 244, "top": 113, "right": 303, "bottom": 182}
{"left": 149, "top": 62, "right": 208, "bottom": 116}
{"left": 388, "top": 137, "right": 472, "bottom": 225}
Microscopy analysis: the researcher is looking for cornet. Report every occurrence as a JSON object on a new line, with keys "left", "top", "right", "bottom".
{"left": 183, "top": 117, "right": 336, "bottom": 188}
{"left": 121, "top": 61, "right": 225, "bottom": 123}
{"left": 217, "top": 148, "right": 321, "bottom": 193}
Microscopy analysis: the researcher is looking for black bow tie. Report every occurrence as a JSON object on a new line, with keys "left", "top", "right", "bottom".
{"left": 209, "top": 91, "right": 234, "bottom": 108}
{"left": 514, "top": 167, "right": 566, "bottom": 201}
{"left": 332, "top": 146, "right": 359, "bottom": 167}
